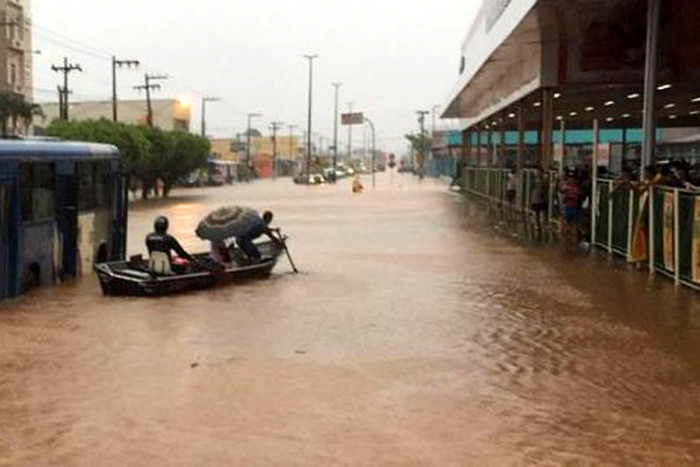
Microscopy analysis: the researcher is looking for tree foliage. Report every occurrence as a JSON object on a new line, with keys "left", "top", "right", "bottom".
{"left": 0, "top": 92, "right": 43, "bottom": 137}
{"left": 46, "top": 119, "right": 210, "bottom": 198}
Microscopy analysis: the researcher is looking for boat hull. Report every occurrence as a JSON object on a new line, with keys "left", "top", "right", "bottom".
{"left": 95, "top": 241, "right": 282, "bottom": 297}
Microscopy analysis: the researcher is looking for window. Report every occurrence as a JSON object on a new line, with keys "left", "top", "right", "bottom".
{"left": 78, "top": 162, "right": 96, "bottom": 211}
{"left": 9, "top": 63, "right": 17, "bottom": 85}
{"left": 20, "top": 163, "right": 55, "bottom": 222}
{"left": 94, "top": 161, "right": 111, "bottom": 209}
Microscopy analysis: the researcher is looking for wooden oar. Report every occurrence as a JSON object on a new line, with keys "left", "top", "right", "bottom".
{"left": 274, "top": 229, "right": 299, "bottom": 273}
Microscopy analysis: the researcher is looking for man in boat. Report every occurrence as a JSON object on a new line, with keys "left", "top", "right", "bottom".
{"left": 234, "top": 210, "right": 280, "bottom": 263}
{"left": 146, "top": 216, "right": 195, "bottom": 274}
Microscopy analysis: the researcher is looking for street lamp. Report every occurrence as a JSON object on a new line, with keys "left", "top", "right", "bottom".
{"left": 201, "top": 96, "right": 221, "bottom": 138}
{"left": 431, "top": 104, "right": 442, "bottom": 135}
{"left": 304, "top": 54, "right": 318, "bottom": 177}
{"left": 246, "top": 113, "right": 262, "bottom": 171}
{"left": 364, "top": 116, "right": 377, "bottom": 189}
{"left": 332, "top": 82, "right": 342, "bottom": 182}
{"left": 288, "top": 124, "right": 299, "bottom": 174}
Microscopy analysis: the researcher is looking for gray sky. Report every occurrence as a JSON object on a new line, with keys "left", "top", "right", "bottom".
{"left": 33, "top": 0, "right": 478, "bottom": 153}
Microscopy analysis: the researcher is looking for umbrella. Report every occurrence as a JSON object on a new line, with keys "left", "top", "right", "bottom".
{"left": 196, "top": 206, "right": 261, "bottom": 241}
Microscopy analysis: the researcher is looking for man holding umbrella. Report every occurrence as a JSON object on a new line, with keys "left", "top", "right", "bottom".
{"left": 196, "top": 207, "right": 281, "bottom": 264}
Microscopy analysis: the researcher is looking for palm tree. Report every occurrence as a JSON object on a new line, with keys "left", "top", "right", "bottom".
{"left": 0, "top": 92, "right": 19, "bottom": 138}
{"left": 0, "top": 92, "right": 41, "bottom": 137}
{"left": 18, "top": 100, "right": 43, "bottom": 135}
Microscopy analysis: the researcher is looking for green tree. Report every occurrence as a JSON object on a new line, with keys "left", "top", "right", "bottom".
{"left": 163, "top": 131, "right": 210, "bottom": 197}
{"left": 46, "top": 119, "right": 151, "bottom": 177}
{"left": 0, "top": 92, "right": 38, "bottom": 137}
{"left": 45, "top": 119, "right": 209, "bottom": 199}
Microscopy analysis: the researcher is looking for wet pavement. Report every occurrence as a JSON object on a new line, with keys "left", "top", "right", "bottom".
{"left": 2, "top": 173, "right": 700, "bottom": 466}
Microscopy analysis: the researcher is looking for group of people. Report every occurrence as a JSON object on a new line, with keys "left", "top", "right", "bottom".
{"left": 502, "top": 166, "right": 593, "bottom": 243}
{"left": 616, "top": 159, "right": 700, "bottom": 191}
{"left": 145, "top": 210, "right": 278, "bottom": 274}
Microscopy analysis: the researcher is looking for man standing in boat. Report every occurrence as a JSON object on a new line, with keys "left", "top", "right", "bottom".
{"left": 146, "top": 216, "right": 195, "bottom": 273}
{"left": 235, "top": 210, "right": 280, "bottom": 263}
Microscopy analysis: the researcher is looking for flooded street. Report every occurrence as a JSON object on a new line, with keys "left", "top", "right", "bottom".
{"left": 2, "top": 173, "right": 700, "bottom": 466}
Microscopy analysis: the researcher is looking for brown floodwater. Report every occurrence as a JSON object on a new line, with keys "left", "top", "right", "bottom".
{"left": 2, "top": 173, "right": 700, "bottom": 466}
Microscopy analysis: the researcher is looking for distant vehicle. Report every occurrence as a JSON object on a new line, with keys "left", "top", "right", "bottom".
{"left": 322, "top": 167, "right": 347, "bottom": 182}
{"left": 294, "top": 173, "right": 325, "bottom": 185}
{"left": 179, "top": 171, "right": 205, "bottom": 188}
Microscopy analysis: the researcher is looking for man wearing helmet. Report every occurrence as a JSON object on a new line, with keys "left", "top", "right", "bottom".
{"left": 146, "top": 216, "right": 195, "bottom": 273}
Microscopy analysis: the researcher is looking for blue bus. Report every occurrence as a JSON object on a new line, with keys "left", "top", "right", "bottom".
{"left": 0, "top": 140, "right": 127, "bottom": 299}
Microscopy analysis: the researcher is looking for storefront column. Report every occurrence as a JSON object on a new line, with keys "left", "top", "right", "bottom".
{"left": 541, "top": 89, "right": 555, "bottom": 170}
{"left": 559, "top": 118, "right": 566, "bottom": 177}
{"left": 641, "top": 0, "right": 661, "bottom": 176}
{"left": 591, "top": 118, "right": 600, "bottom": 246}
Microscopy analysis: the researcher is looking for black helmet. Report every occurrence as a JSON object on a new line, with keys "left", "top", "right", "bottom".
{"left": 154, "top": 216, "right": 169, "bottom": 234}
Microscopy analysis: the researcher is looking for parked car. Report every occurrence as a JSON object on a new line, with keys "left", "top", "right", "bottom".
{"left": 294, "top": 173, "right": 325, "bottom": 185}
{"left": 179, "top": 171, "right": 205, "bottom": 187}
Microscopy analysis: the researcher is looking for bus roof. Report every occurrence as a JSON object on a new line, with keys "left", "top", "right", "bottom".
{"left": 0, "top": 139, "right": 119, "bottom": 161}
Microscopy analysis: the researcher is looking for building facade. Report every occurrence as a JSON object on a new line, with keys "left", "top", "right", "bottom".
{"left": 33, "top": 98, "right": 192, "bottom": 132}
{"left": 0, "top": 0, "right": 32, "bottom": 100}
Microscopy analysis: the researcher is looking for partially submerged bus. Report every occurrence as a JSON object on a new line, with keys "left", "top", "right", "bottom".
{"left": 0, "top": 140, "right": 127, "bottom": 299}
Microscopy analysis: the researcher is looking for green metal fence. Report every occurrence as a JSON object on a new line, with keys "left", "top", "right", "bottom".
{"left": 593, "top": 181, "right": 700, "bottom": 290}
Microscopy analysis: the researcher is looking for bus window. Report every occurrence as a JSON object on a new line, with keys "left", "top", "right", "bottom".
{"left": 78, "top": 162, "right": 96, "bottom": 212}
{"left": 20, "top": 163, "right": 55, "bottom": 222}
{"left": 95, "top": 161, "right": 111, "bottom": 209}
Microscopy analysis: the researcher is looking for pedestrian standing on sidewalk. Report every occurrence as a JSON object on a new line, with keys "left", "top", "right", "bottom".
{"left": 530, "top": 168, "right": 548, "bottom": 236}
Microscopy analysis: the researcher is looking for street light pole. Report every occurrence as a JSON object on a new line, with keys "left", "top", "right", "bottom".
{"left": 347, "top": 101, "right": 354, "bottom": 161}
{"left": 270, "top": 121, "right": 284, "bottom": 179}
{"left": 304, "top": 54, "right": 318, "bottom": 177}
{"left": 364, "top": 116, "right": 377, "bottom": 189}
{"left": 332, "top": 82, "right": 342, "bottom": 182}
{"left": 431, "top": 105, "right": 441, "bottom": 135}
{"left": 246, "top": 113, "right": 262, "bottom": 173}
{"left": 201, "top": 96, "right": 220, "bottom": 138}
{"left": 288, "top": 124, "right": 299, "bottom": 175}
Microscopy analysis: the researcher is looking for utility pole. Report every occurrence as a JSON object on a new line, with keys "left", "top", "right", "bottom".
{"left": 417, "top": 110, "right": 429, "bottom": 180}
{"left": 288, "top": 124, "right": 298, "bottom": 175}
{"left": 134, "top": 74, "right": 167, "bottom": 127}
{"left": 51, "top": 58, "right": 82, "bottom": 120}
{"left": 112, "top": 56, "right": 139, "bottom": 122}
{"left": 270, "top": 121, "right": 284, "bottom": 179}
{"left": 201, "top": 96, "right": 221, "bottom": 138}
{"left": 332, "top": 82, "right": 342, "bottom": 182}
{"left": 304, "top": 54, "right": 318, "bottom": 177}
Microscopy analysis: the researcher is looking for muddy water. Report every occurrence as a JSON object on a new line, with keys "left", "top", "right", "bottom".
{"left": 2, "top": 174, "right": 700, "bottom": 466}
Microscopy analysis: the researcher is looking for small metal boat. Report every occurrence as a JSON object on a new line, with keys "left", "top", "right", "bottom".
{"left": 95, "top": 240, "right": 283, "bottom": 297}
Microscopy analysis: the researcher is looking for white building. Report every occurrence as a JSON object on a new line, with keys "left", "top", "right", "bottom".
{"left": 34, "top": 98, "right": 192, "bottom": 132}
{"left": 0, "top": 0, "right": 32, "bottom": 100}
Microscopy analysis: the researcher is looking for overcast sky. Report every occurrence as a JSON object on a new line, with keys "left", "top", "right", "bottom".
{"left": 33, "top": 0, "right": 478, "bottom": 153}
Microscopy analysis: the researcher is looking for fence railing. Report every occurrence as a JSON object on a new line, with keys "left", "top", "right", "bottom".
{"left": 463, "top": 168, "right": 561, "bottom": 226}
{"left": 592, "top": 180, "right": 700, "bottom": 290}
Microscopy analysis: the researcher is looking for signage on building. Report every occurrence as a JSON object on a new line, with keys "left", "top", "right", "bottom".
{"left": 341, "top": 112, "right": 364, "bottom": 125}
